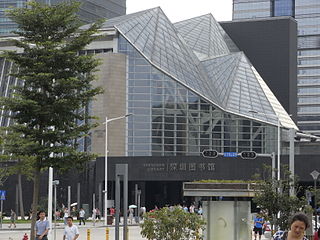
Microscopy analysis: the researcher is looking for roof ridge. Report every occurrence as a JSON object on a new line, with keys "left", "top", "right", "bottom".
{"left": 173, "top": 13, "right": 212, "bottom": 24}
{"left": 201, "top": 52, "right": 241, "bottom": 62}
{"left": 219, "top": 53, "right": 243, "bottom": 107}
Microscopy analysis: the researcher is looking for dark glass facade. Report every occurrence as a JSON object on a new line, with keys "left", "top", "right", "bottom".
{"left": 0, "top": 0, "right": 126, "bottom": 35}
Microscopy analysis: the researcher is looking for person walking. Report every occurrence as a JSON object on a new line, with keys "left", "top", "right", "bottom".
{"left": 189, "top": 204, "right": 195, "bottom": 214}
{"left": 96, "top": 208, "right": 101, "bottom": 221}
{"left": 274, "top": 212, "right": 310, "bottom": 240}
{"left": 8, "top": 209, "right": 16, "bottom": 229}
{"left": 128, "top": 208, "right": 134, "bottom": 224}
{"left": 63, "top": 216, "right": 79, "bottom": 240}
{"left": 35, "top": 210, "right": 50, "bottom": 240}
{"left": 63, "top": 208, "right": 69, "bottom": 225}
{"left": 92, "top": 208, "right": 97, "bottom": 226}
{"left": 79, "top": 208, "right": 85, "bottom": 225}
{"left": 253, "top": 213, "right": 265, "bottom": 240}
{"left": 314, "top": 226, "right": 320, "bottom": 240}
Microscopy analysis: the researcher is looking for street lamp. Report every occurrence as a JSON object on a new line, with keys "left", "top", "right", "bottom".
{"left": 249, "top": 110, "right": 281, "bottom": 181}
{"left": 104, "top": 113, "right": 133, "bottom": 226}
{"left": 311, "top": 170, "right": 320, "bottom": 231}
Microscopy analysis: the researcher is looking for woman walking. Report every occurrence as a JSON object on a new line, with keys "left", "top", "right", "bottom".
{"left": 273, "top": 212, "right": 310, "bottom": 240}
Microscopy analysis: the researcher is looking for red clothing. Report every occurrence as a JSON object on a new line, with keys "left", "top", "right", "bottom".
{"left": 315, "top": 231, "right": 319, "bottom": 240}
{"left": 110, "top": 208, "right": 115, "bottom": 216}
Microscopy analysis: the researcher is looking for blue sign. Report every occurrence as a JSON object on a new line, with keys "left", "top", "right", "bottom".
{"left": 223, "top": 152, "right": 238, "bottom": 157}
{"left": 0, "top": 190, "right": 6, "bottom": 200}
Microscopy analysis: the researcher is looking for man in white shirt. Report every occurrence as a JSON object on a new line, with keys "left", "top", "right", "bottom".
{"left": 79, "top": 208, "right": 85, "bottom": 225}
{"left": 63, "top": 217, "right": 79, "bottom": 240}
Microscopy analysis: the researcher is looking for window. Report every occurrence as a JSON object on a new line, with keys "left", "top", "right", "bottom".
{"left": 274, "top": 0, "right": 294, "bottom": 16}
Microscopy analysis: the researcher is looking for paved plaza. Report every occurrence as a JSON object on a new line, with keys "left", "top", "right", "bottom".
{"left": 0, "top": 223, "right": 271, "bottom": 240}
{"left": 0, "top": 224, "right": 146, "bottom": 240}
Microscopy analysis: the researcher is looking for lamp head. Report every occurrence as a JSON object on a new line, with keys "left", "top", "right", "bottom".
{"left": 310, "top": 170, "right": 320, "bottom": 180}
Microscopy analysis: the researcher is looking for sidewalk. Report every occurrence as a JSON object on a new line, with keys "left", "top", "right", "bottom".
{"left": 0, "top": 221, "right": 139, "bottom": 231}
{"left": 0, "top": 222, "right": 272, "bottom": 240}
{"left": 0, "top": 224, "right": 146, "bottom": 240}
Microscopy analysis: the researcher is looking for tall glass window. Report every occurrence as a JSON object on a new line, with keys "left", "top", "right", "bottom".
{"left": 118, "top": 35, "right": 278, "bottom": 156}
{"left": 274, "top": 0, "right": 294, "bottom": 16}
{"left": 233, "top": 1, "right": 272, "bottom": 20}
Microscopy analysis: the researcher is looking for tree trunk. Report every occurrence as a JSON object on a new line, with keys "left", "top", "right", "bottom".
{"left": 18, "top": 173, "right": 25, "bottom": 220}
{"left": 30, "top": 169, "right": 41, "bottom": 240}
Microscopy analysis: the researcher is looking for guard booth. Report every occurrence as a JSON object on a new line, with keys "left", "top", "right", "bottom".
{"left": 183, "top": 182, "right": 255, "bottom": 240}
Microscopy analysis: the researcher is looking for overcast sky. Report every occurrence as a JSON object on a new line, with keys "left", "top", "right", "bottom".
{"left": 127, "top": 0, "right": 233, "bottom": 22}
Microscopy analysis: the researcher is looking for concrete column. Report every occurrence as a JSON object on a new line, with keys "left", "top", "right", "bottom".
{"left": 123, "top": 166, "right": 128, "bottom": 240}
{"left": 15, "top": 184, "right": 18, "bottom": 216}
{"left": 98, "top": 182, "right": 102, "bottom": 213}
{"left": 77, "top": 183, "right": 80, "bottom": 209}
{"left": 115, "top": 164, "right": 128, "bottom": 240}
{"left": 67, "top": 186, "right": 71, "bottom": 215}
{"left": 47, "top": 167, "right": 53, "bottom": 240}
{"left": 115, "top": 174, "right": 120, "bottom": 240}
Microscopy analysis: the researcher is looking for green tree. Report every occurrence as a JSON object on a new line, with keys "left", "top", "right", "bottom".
{"left": 0, "top": 1, "right": 103, "bottom": 238}
{"left": 253, "top": 165, "right": 306, "bottom": 231}
{"left": 0, "top": 166, "right": 8, "bottom": 186}
{"left": 140, "top": 206, "right": 206, "bottom": 240}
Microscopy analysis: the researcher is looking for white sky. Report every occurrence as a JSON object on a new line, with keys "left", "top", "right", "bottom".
{"left": 127, "top": 0, "right": 233, "bottom": 23}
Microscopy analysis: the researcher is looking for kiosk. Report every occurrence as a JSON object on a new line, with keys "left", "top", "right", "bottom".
{"left": 183, "top": 182, "right": 255, "bottom": 240}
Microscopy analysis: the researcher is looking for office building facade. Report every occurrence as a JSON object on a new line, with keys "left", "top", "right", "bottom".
{"left": 0, "top": 0, "right": 126, "bottom": 35}
{"left": 233, "top": 0, "right": 320, "bottom": 135}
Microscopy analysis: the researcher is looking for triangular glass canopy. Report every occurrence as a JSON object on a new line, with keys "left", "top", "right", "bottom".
{"left": 97, "top": 7, "right": 297, "bottom": 130}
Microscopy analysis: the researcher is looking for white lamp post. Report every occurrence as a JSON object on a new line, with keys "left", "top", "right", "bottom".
{"left": 47, "top": 167, "right": 53, "bottom": 240}
{"left": 249, "top": 110, "right": 281, "bottom": 181}
{"left": 311, "top": 170, "right": 320, "bottom": 231}
{"left": 104, "top": 113, "right": 133, "bottom": 226}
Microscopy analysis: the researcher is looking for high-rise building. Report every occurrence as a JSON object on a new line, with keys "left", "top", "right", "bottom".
{"left": 0, "top": 0, "right": 126, "bottom": 35}
{"left": 233, "top": 0, "right": 320, "bottom": 135}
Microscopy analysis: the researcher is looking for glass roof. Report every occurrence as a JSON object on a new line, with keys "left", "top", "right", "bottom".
{"left": 174, "top": 14, "right": 230, "bottom": 60}
{"left": 98, "top": 7, "right": 297, "bottom": 130}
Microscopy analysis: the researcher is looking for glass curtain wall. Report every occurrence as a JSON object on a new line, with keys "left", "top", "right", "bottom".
{"left": 296, "top": 0, "right": 320, "bottom": 133}
{"left": 274, "top": 0, "right": 294, "bottom": 16}
{"left": 233, "top": 0, "right": 272, "bottom": 19}
{"left": 0, "top": 0, "right": 26, "bottom": 35}
{"left": 118, "top": 35, "right": 277, "bottom": 156}
{"left": 232, "top": 0, "right": 320, "bottom": 135}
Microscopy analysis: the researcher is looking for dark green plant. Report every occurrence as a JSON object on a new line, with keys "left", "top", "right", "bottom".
{"left": 195, "top": 179, "right": 256, "bottom": 183}
{"left": 140, "top": 206, "right": 206, "bottom": 240}
{"left": 253, "top": 164, "right": 306, "bottom": 231}
{"left": 0, "top": 1, "right": 103, "bottom": 239}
